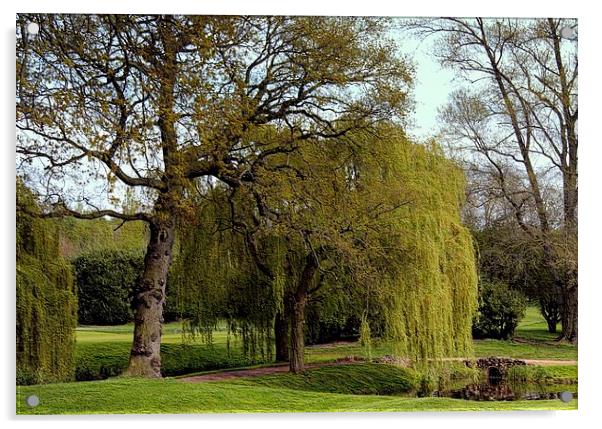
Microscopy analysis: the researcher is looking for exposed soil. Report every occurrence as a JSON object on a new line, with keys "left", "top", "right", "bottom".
{"left": 522, "top": 359, "right": 577, "bottom": 366}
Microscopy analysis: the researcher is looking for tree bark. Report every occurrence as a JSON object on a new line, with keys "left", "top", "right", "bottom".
{"left": 289, "top": 298, "right": 307, "bottom": 374}
{"left": 124, "top": 217, "right": 176, "bottom": 377}
{"left": 275, "top": 309, "right": 290, "bottom": 362}
{"left": 289, "top": 251, "right": 320, "bottom": 374}
{"left": 560, "top": 271, "right": 578, "bottom": 343}
{"left": 539, "top": 296, "right": 560, "bottom": 334}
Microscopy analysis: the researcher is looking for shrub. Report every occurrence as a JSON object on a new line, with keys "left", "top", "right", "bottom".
{"left": 472, "top": 280, "right": 527, "bottom": 340}
{"left": 73, "top": 250, "right": 144, "bottom": 325}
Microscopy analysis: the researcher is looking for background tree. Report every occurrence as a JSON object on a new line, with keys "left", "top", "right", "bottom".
{"left": 472, "top": 280, "right": 527, "bottom": 340}
{"left": 16, "top": 14, "right": 411, "bottom": 377}
{"left": 408, "top": 18, "right": 578, "bottom": 343}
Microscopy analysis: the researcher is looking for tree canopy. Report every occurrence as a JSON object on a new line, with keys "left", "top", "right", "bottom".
{"left": 16, "top": 14, "right": 414, "bottom": 376}
{"left": 172, "top": 125, "right": 478, "bottom": 371}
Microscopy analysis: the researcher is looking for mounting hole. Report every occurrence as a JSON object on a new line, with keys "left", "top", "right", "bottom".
{"left": 26, "top": 394, "right": 40, "bottom": 407}
{"left": 559, "top": 391, "right": 573, "bottom": 403}
{"left": 27, "top": 22, "right": 39, "bottom": 36}
{"left": 560, "top": 26, "right": 576, "bottom": 40}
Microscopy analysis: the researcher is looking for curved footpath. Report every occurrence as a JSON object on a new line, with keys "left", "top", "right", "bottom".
{"left": 179, "top": 358, "right": 577, "bottom": 383}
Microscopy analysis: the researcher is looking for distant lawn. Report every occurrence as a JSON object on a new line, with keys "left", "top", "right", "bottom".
{"left": 16, "top": 377, "right": 577, "bottom": 415}
{"left": 514, "top": 306, "right": 563, "bottom": 342}
{"left": 75, "top": 323, "right": 269, "bottom": 381}
{"left": 473, "top": 306, "right": 577, "bottom": 361}
{"left": 73, "top": 307, "right": 576, "bottom": 381}
{"left": 472, "top": 338, "right": 576, "bottom": 360}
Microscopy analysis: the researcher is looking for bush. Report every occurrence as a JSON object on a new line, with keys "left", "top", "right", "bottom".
{"left": 472, "top": 281, "right": 527, "bottom": 340}
{"left": 73, "top": 250, "right": 144, "bottom": 325}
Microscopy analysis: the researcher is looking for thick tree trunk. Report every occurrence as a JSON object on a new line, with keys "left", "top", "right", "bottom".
{"left": 560, "top": 273, "right": 578, "bottom": 344}
{"left": 289, "top": 297, "right": 307, "bottom": 374}
{"left": 289, "top": 251, "right": 320, "bottom": 374}
{"left": 275, "top": 310, "right": 290, "bottom": 362}
{"left": 124, "top": 218, "right": 176, "bottom": 377}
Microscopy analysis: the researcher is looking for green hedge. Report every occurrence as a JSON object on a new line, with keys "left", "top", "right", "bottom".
{"left": 73, "top": 250, "right": 144, "bottom": 325}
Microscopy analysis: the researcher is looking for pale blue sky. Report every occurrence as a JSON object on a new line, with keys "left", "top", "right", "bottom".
{"left": 396, "top": 35, "right": 457, "bottom": 141}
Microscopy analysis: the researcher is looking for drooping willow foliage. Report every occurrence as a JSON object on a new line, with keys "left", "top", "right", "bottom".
{"left": 368, "top": 135, "right": 478, "bottom": 364}
{"left": 16, "top": 180, "right": 77, "bottom": 385}
{"left": 169, "top": 190, "right": 277, "bottom": 362}
{"left": 171, "top": 125, "right": 477, "bottom": 365}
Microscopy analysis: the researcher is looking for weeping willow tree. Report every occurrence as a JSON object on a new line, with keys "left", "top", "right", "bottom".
{"left": 16, "top": 179, "right": 77, "bottom": 384}
{"left": 171, "top": 124, "right": 477, "bottom": 372}
{"left": 368, "top": 135, "right": 479, "bottom": 364}
{"left": 169, "top": 188, "right": 277, "bottom": 363}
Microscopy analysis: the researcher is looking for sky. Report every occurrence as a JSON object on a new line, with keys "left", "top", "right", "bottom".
{"left": 395, "top": 34, "right": 457, "bottom": 141}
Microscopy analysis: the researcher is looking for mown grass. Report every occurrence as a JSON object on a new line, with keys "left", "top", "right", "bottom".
{"left": 16, "top": 375, "right": 577, "bottom": 415}
{"left": 231, "top": 363, "right": 417, "bottom": 395}
{"left": 72, "top": 307, "right": 577, "bottom": 381}
{"left": 514, "top": 306, "right": 562, "bottom": 342}
{"left": 16, "top": 306, "right": 577, "bottom": 414}
{"left": 75, "top": 323, "right": 269, "bottom": 380}
{"left": 472, "top": 307, "right": 576, "bottom": 361}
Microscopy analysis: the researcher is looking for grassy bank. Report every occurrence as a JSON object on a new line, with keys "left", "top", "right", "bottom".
{"left": 231, "top": 363, "right": 418, "bottom": 395}
{"left": 16, "top": 307, "right": 577, "bottom": 414}
{"left": 16, "top": 375, "right": 577, "bottom": 415}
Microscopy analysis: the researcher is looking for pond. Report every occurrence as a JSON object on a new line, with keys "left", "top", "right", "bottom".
{"left": 410, "top": 370, "right": 577, "bottom": 402}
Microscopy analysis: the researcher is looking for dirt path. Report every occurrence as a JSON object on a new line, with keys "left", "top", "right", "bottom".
{"left": 180, "top": 361, "right": 355, "bottom": 383}
{"left": 179, "top": 357, "right": 576, "bottom": 383}
{"left": 522, "top": 359, "right": 577, "bottom": 366}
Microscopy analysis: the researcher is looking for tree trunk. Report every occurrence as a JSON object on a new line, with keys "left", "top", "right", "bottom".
{"left": 124, "top": 218, "right": 176, "bottom": 377}
{"left": 539, "top": 294, "right": 560, "bottom": 334}
{"left": 560, "top": 273, "right": 578, "bottom": 344}
{"left": 289, "top": 251, "right": 320, "bottom": 374}
{"left": 275, "top": 309, "right": 290, "bottom": 362}
{"left": 289, "top": 296, "right": 307, "bottom": 374}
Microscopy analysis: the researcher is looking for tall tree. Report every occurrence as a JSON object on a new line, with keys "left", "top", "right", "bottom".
{"left": 410, "top": 18, "right": 578, "bottom": 343}
{"left": 173, "top": 125, "right": 478, "bottom": 373}
{"left": 16, "top": 14, "right": 411, "bottom": 376}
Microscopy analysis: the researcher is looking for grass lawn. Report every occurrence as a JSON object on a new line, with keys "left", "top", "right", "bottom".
{"left": 16, "top": 374, "right": 577, "bottom": 415}
{"left": 471, "top": 307, "right": 577, "bottom": 361}
{"left": 75, "top": 322, "right": 269, "bottom": 380}
{"left": 16, "top": 306, "right": 577, "bottom": 414}
{"left": 73, "top": 307, "right": 576, "bottom": 382}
